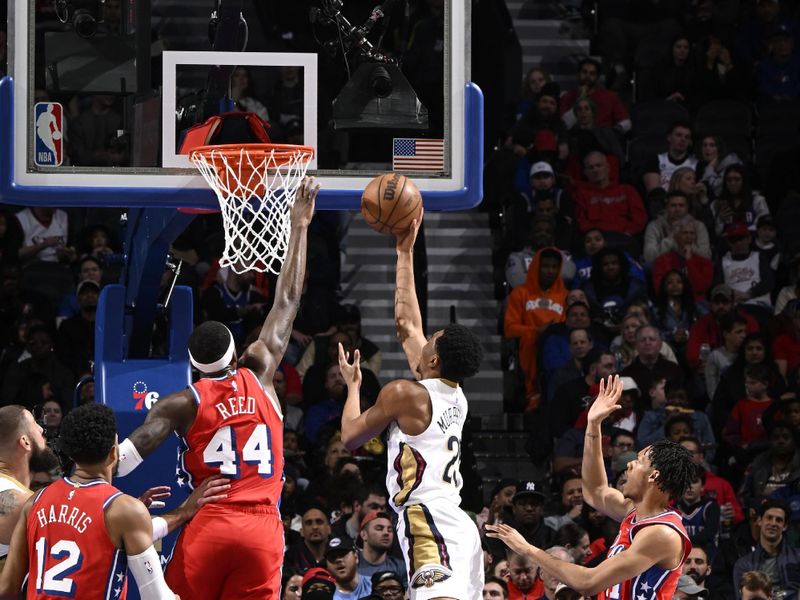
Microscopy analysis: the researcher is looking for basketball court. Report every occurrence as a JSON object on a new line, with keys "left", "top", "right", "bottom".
{"left": 1, "top": 0, "right": 483, "bottom": 593}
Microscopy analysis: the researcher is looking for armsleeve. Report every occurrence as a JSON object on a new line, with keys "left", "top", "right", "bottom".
{"left": 748, "top": 252, "right": 775, "bottom": 298}
{"left": 128, "top": 546, "right": 175, "bottom": 600}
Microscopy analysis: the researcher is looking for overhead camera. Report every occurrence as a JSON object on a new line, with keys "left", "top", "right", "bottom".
{"left": 55, "top": 0, "right": 105, "bottom": 39}
{"left": 311, "top": 0, "right": 428, "bottom": 129}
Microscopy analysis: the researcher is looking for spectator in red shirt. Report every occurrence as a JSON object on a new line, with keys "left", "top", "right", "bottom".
{"left": 772, "top": 299, "right": 800, "bottom": 380}
{"left": 559, "top": 58, "right": 631, "bottom": 134}
{"left": 724, "top": 364, "right": 773, "bottom": 449}
{"left": 686, "top": 284, "right": 758, "bottom": 372}
{"left": 651, "top": 217, "right": 714, "bottom": 302}
{"left": 572, "top": 152, "right": 647, "bottom": 254}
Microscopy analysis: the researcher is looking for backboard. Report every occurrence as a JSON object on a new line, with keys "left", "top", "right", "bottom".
{"left": 3, "top": 0, "right": 482, "bottom": 210}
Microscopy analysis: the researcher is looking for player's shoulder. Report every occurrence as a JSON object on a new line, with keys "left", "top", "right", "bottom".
{"left": 379, "top": 379, "right": 428, "bottom": 414}
{"left": 104, "top": 493, "right": 150, "bottom": 528}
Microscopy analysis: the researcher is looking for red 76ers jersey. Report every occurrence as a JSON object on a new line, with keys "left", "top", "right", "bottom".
{"left": 597, "top": 509, "right": 691, "bottom": 600}
{"left": 26, "top": 478, "right": 128, "bottom": 600}
{"left": 176, "top": 368, "right": 284, "bottom": 506}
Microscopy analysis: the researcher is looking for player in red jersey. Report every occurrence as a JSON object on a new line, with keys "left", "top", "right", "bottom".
{"left": 0, "top": 403, "right": 228, "bottom": 600}
{"left": 487, "top": 376, "right": 696, "bottom": 599}
{"left": 114, "top": 178, "right": 319, "bottom": 599}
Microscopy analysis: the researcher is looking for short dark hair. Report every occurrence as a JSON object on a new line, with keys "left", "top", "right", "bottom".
{"left": 578, "top": 57, "right": 601, "bottom": 73}
{"left": 483, "top": 576, "right": 508, "bottom": 596}
{"left": 665, "top": 190, "right": 688, "bottom": 204}
{"left": 78, "top": 255, "right": 103, "bottom": 271}
{"left": 0, "top": 406, "right": 28, "bottom": 450}
{"left": 668, "top": 119, "right": 693, "bottom": 135}
{"left": 436, "top": 324, "right": 483, "bottom": 381}
{"left": 759, "top": 498, "right": 790, "bottom": 520}
{"left": 580, "top": 348, "right": 603, "bottom": 375}
{"left": 665, "top": 414, "right": 693, "bottom": 436}
{"left": 744, "top": 363, "right": 770, "bottom": 384}
{"left": 610, "top": 428, "right": 635, "bottom": 445}
{"left": 646, "top": 439, "right": 696, "bottom": 500}
{"left": 188, "top": 321, "right": 233, "bottom": 366}
{"left": 719, "top": 313, "right": 747, "bottom": 334}
{"left": 554, "top": 522, "right": 588, "bottom": 548}
{"left": 58, "top": 404, "right": 117, "bottom": 465}
{"left": 567, "top": 301, "right": 590, "bottom": 316}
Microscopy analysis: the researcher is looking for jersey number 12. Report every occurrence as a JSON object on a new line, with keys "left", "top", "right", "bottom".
{"left": 203, "top": 424, "right": 273, "bottom": 478}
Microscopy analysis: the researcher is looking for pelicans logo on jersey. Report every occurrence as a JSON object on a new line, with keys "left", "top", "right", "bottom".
{"left": 411, "top": 566, "right": 451, "bottom": 589}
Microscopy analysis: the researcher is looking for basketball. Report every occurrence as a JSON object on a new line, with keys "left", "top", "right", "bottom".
{"left": 360, "top": 173, "right": 423, "bottom": 235}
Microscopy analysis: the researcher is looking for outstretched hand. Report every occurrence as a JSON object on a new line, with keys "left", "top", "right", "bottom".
{"left": 138, "top": 486, "right": 171, "bottom": 510}
{"left": 586, "top": 375, "right": 624, "bottom": 426}
{"left": 291, "top": 177, "right": 320, "bottom": 228}
{"left": 181, "top": 476, "right": 231, "bottom": 518}
{"left": 395, "top": 209, "right": 424, "bottom": 254}
{"left": 338, "top": 343, "right": 362, "bottom": 389}
{"left": 484, "top": 523, "right": 534, "bottom": 557}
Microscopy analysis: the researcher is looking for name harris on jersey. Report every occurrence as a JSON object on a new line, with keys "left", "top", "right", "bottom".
{"left": 35, "top": 504, "right": 92, "bottom": 534}
{"left": 436, "top": 405, "right": 464, "bottom": 435}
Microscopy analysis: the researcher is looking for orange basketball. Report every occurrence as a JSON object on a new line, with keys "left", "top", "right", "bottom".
{"left": 360, "top": 173, "right": 423, "bottom": 235}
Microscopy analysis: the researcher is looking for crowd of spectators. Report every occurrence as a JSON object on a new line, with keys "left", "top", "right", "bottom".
{"left": 4, "top": 0, "right": 800, "bottom": 598}
{"left": 488, "top": 0, "right": 800, "bottom": 598}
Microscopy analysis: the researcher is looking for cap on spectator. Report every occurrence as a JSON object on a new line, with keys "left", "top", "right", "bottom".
{"left": 710, "top": 283, "right": 734, "bottom": 301}
{"left": 530, "top": 161, "right": 555, "bottom": 177}
{"left": 490, "top": 477, "right": 519, "bottom": 499}
{"left": 325, "top": 536, "right": 356, "bottom": 559}
{"left": 620, "top": 377, "right": 639, "bottom": 393}
{"left": 302, "top": 567, "right": 336, "bottom": 590}
{"left": 360, "top": 510, "right": 392, "bottom": 530}
{"left": 76, "top": 279, "right": 100, "bottom": 295}
{"left": 724, "top": 222, "right": 750, "bottom": 239}
{"left": 756, "top": 214, "right": 776, "bottom": 229}
{"left": 371, "top": 571, "right": 404, "bottom": 587}
{"left": 512, "top": 480, "right": 547, "bottom": 503}
{"left": 612, "top": 450, "right": 637, "bottom": 474}
{"left": 676, "top": 575, "right": 709, "bottom": 597}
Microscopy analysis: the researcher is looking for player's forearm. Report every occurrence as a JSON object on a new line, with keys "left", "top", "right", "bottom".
{"left": 394, "top": 248, "right": 423, "bottom": 340}
{"left": 128, "top": 417, "right": 174, "bottom": 461}
{"left": 527, "top": 546, "right": 595, "bottom": 594}
{"left": 340, "top": 383, "right": 363, "bottom": 449}
{"left": 259, "top": 224, "right": 308, "bottom": 342}
{"left": 581, "top": 421, "right": 610, "bottom": 500}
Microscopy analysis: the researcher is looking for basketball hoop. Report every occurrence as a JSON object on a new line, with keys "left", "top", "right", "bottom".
{"left": 190, "top": 143, "right": 315, "bottom": 275}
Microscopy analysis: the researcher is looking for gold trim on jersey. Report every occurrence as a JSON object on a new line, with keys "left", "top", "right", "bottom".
{"left": 404, "top": 504, "right": 451, "bottom": 576}
{"left": 0, "top": 472, "right": 31, "bottom": 494}
{"left": 392, "top": 443, "right": 427, "bottom": 507}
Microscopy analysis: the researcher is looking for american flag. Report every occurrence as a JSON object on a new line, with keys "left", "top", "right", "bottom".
{"left": 392, "top": 138, "right": 445, "bottom": 171}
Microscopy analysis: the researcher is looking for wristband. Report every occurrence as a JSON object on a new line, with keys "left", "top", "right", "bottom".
{"left": 117, "top": 438, "right": 144, "bottom": 477}
{"left": 151, "top": 516, "right": 168, "bottom": 541}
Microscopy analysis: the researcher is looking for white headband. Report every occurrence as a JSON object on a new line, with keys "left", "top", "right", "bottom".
{"left": 189, "top": 329, "right": 236, "bottom": 373}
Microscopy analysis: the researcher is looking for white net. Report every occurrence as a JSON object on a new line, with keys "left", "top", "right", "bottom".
{"left": 190, "top": 144, "right": 314, "bottom": 274}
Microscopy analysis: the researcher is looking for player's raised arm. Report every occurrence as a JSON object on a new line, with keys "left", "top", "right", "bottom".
{"left": 243, "top": 177, "right": 319, "bottom": 384}
{"left": 582, "top": 375, "right": 633, "bottom": 522}
{"left": 485, "top": 520, "right": 683, "bottom": 596}
{"left": 394, "top": 213, "right": 427, "bottom": 375}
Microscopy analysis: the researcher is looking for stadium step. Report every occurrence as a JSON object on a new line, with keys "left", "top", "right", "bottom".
{"left": 341, "top": 210, "right": 503, "bottom": 416}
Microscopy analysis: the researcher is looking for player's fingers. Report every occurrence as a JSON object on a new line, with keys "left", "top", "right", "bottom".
{"left": 353, "top": 349, "right": 361, "bottom": 365}
{"left": 149, "top": 501, "right": 166, "bottom": 509}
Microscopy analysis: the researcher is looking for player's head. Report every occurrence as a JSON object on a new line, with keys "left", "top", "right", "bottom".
{"left": 58, "top": 404, "right": 118, "bottom": 470}
{"left": 0, "top": 405, "right": 58, "bottom": 472}
{"left": 622, "top": 439, "right": 694, "bottom": 503}
{"left": 188, "top": 321, "right": 236, "bottom": 374}
{"left": 418, "top": 323, "right": 483, "bottom": 382}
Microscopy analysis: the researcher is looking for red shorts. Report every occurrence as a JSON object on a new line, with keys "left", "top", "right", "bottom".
{"left": 165, "top": 503, "right": 283, "bottom": 600}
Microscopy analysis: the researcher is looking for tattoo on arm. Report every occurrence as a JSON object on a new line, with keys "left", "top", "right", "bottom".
{"left": 0, "top": 491, "right": 19, "bottom": 517}
{"left": 129, "top": 416, "right": 178, "bottom": 458}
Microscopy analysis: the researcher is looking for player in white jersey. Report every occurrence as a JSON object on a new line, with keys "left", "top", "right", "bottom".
{"left": 338, "top": 213, "right": 485, "bottom": 600}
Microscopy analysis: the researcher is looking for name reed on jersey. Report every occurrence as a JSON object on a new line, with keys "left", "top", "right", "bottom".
{"left": 215, "top": 396, "right": 257, "bottom": 420}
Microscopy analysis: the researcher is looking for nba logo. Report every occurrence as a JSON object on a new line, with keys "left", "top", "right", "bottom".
{"left": 34, "top": 103, "right": 64, "bottom": 167}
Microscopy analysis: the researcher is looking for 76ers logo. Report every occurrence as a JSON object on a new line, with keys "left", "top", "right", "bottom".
{"left": 133, "top": 381, "right": 160, "bottom": 410}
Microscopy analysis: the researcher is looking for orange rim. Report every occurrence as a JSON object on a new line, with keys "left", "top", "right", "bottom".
{"left": 189, "top": 143, "right": 315, "bottom": 166}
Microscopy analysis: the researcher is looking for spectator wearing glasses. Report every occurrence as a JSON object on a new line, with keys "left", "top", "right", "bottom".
{"left": 370, "top": 571, "right": 405, "bottom": 600}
